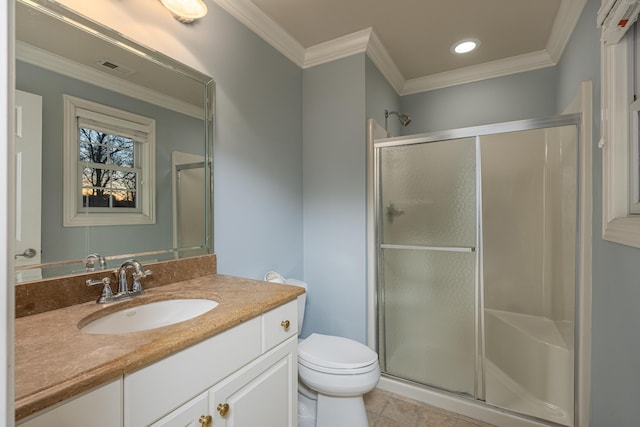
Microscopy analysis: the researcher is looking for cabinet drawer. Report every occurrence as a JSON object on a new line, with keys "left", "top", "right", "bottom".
{"left": 124, "top": 317, "right": 261, "bottom": 427}
{"left": 261, "top": 300, "right": 298, "bottom": 352}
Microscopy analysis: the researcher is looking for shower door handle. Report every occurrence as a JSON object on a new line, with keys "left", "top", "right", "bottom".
{"left": 380, "top": 244, "right": 474, "bottom": 253}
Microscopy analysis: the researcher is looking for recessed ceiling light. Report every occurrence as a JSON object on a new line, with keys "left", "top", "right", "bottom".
{"left": 452, "top": 39, "right": 480, "bottom": 54}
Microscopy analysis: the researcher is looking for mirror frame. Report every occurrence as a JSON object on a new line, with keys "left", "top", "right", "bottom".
{"left": 14, "top": 0, "right": 215, "bottom": 282}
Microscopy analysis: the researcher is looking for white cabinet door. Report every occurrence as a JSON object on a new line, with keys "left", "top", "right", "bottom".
{"left": 150, "top": 392, "right": 208, "bottom": 427}
{"left": 209, "top": 338, "right": 297, "bottom": 427}
{"left": 18, "top": 380, "right": 122, "bottom": 427}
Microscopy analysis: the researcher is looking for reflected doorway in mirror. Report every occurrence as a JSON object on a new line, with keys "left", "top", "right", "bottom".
{"left": 14, "top": 90, "right": 42, "bottom": 282}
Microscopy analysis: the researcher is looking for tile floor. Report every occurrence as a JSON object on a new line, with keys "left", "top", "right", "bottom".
{"left": 364, "top": 388, "right": 497, "bottom": 427}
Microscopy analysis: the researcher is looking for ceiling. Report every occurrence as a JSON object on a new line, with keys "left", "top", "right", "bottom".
{"left": 15, "top": 1, "right": 208, "bottom": 115}
{"left": 212, "top": 0, "right": 587, "bottom": 95}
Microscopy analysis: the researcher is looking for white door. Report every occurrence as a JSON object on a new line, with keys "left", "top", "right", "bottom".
{"left": 14, "top": 90, "right": 42, "bottom": 279}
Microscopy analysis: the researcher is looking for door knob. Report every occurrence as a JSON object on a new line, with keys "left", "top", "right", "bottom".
{"left": 281, "top": 320, "right": 290, "bottom": 331}
{"left": 199, "top": 415, "right": 212, "bottom": 426}
{"left": 15, "top": 248, "right": 37, "bottom": 259}
{"left": 217, "top": 402, "right": 230, "bottom": 417}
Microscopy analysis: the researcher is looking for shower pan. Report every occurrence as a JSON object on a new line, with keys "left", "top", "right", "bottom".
{"left": 374, "top": 117, "right": 579, "bottom": 426}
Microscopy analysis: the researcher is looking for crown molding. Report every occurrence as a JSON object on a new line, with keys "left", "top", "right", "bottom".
{"left": 211, "top": 0, "right": 306, "bottom": 67}
{"left": 16, "top": 42, "right": 204, "bottom": 119}
{"left": 212, "top": 0, "right": 586, "bottom": 95}
{"left": 546, "top": 0, "right": 588, "bottom": 62}
{"left": 401, "top": 50, "right": 556, "bottom": 95}
{"left": 303, "top": 28, "right": 371, "bottom": 69}
{"left": 366, "top": 30, "right": 405, "bottom": 94}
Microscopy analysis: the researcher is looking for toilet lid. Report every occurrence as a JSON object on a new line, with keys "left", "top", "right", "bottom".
{"left": 298, "top": 333, "right": 378, "bottom": 370}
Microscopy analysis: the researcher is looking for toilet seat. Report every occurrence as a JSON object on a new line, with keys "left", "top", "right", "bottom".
{"left": 298, "top": 334, "right": 379, "bottom": 375}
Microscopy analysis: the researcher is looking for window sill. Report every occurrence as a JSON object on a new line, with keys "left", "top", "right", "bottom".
{"left": 63, "top": 211, "right": 155, "bottom": 227}
{"left": 603, "top": 216, "right": 640, "bottom": 248}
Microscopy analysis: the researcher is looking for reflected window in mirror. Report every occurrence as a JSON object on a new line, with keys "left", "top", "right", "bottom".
{"left": 63, "top": 95, "right": 156, "bottom": 227}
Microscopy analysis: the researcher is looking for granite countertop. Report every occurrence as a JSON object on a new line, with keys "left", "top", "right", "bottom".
{"left": 14, "top": 273, "right": 304, "bottom": 421}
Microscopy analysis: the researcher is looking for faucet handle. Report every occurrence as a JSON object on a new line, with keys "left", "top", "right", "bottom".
{"left": 86, "top": 277, "right": 114, "bottom": 304}
{"left": 133, "top": 269, "right": 153, "bottom": 279}
{"left": 131, "top": 269, "right": 152, "bottom": 293}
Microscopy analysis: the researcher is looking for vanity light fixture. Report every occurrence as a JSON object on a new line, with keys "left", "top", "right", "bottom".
{"left": 160, "top": 0, "right": 208, "bottom": 23}
{"left": 451, "top": 38, "right": 480, "bottom": 54}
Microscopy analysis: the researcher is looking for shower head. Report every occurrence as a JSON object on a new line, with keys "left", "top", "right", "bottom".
{"left": 384, "top": 109, "right": 412, "bottom": 130}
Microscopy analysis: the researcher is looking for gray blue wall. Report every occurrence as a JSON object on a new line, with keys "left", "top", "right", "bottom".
{"left": 556, "top": 1, "right": 640, "bottom": 425}
{"left": 302, "top": 54, "right": 367, "bottom": 341}
{"left": 203, "top": 5, "right": 303, "bottom": 280}
{"left": 365, "top": 57, "right": 400, "bottom": 136}
{"left": 400, "top": 67, "right": 558, "bottom": 134}
{"left": 299, "top": 55, "right": 400, "bottom": 341}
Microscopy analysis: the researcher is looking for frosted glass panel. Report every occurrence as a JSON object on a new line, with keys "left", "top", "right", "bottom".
{"left": 380, "top": 137, "right": 476, "bottom": 247}
{"left": 382, "top": 248, "right": 476, "bottom": 395}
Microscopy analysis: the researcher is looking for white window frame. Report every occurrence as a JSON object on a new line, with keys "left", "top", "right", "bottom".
{"left": 601, "top": 26, "right": 640, "bottom": 247}
{"left": 63, "top": 95, "right": 156, "bottom": 227}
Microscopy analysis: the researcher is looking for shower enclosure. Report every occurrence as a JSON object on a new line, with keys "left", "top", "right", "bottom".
{"left": 374, "top": 117, "right": 579, "bottom": 426}
{"left": 172, "top": 151, "right": 206, "bottom": 257}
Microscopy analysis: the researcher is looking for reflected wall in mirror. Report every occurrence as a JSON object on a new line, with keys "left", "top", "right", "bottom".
{"left": 14, "top": 0, "right": 214, "bottom": 282}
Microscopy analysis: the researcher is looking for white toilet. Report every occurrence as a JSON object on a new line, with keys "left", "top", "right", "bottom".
{"left": 265, "top": 272, "right": 380, "bottom": 427}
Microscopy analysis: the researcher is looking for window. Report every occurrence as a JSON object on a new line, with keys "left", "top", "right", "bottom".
{"left": 63, "top": 95, "right": 155, "bottom": 226}
{"left": 601, "top": 17, "right": 640, "bottom": 247}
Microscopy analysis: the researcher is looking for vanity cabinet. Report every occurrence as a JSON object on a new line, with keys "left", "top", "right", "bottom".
{"left": 17, "top": 300, "right": 299, "bottom": 427}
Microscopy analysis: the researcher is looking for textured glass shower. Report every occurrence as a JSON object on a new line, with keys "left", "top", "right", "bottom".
{"left": 375, "top": 119, "right": 578, "bottom": 426}
{"left": 378, "top": 136, "right": 479, "bottom": 396}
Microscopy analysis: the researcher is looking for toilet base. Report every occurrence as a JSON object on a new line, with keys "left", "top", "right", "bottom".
{"left": 298, "top": 387, "right": 316, "bottom": 427}
{"left": 315, "top": 393, "right": 369, "bottom": 427}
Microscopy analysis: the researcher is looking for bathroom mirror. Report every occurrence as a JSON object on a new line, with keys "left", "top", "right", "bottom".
{"left": 14, "top": 0, "right": 214, "bottom": 282}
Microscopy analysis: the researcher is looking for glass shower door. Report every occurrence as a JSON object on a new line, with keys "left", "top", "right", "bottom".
{"left": 377, "top": 136, "right": 478, "bottom": 396}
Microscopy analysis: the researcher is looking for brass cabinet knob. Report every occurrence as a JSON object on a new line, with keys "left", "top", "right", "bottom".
{"left": 199, "top": 415, "right": 212, "bottom": 427}
{"left": 217, "top": 402, "right": 230, "bottom": 417}
{"left": 281, "top": 320, "right": 290, "bottom": 331}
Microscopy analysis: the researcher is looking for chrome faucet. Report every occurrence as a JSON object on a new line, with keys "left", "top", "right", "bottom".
{"left": 85, "top": 253, "right": 107, "bottom": 272}
{"left": 86, "top": 259, "right": 152, "bottom": 304}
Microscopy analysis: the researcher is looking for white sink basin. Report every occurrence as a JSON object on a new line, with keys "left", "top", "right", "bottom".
{"left": 80, "top": 299, "right": 219, "bottom": 334}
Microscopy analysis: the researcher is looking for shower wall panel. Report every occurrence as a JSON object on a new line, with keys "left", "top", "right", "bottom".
{"left": 480, "top": 126, "right": 576, "bottom": 325}
{"left": 481, "top": 130, "right": 546, "bottom": 317}
{"left": 481, "top": 125, "right": 577, "bottom": 425}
